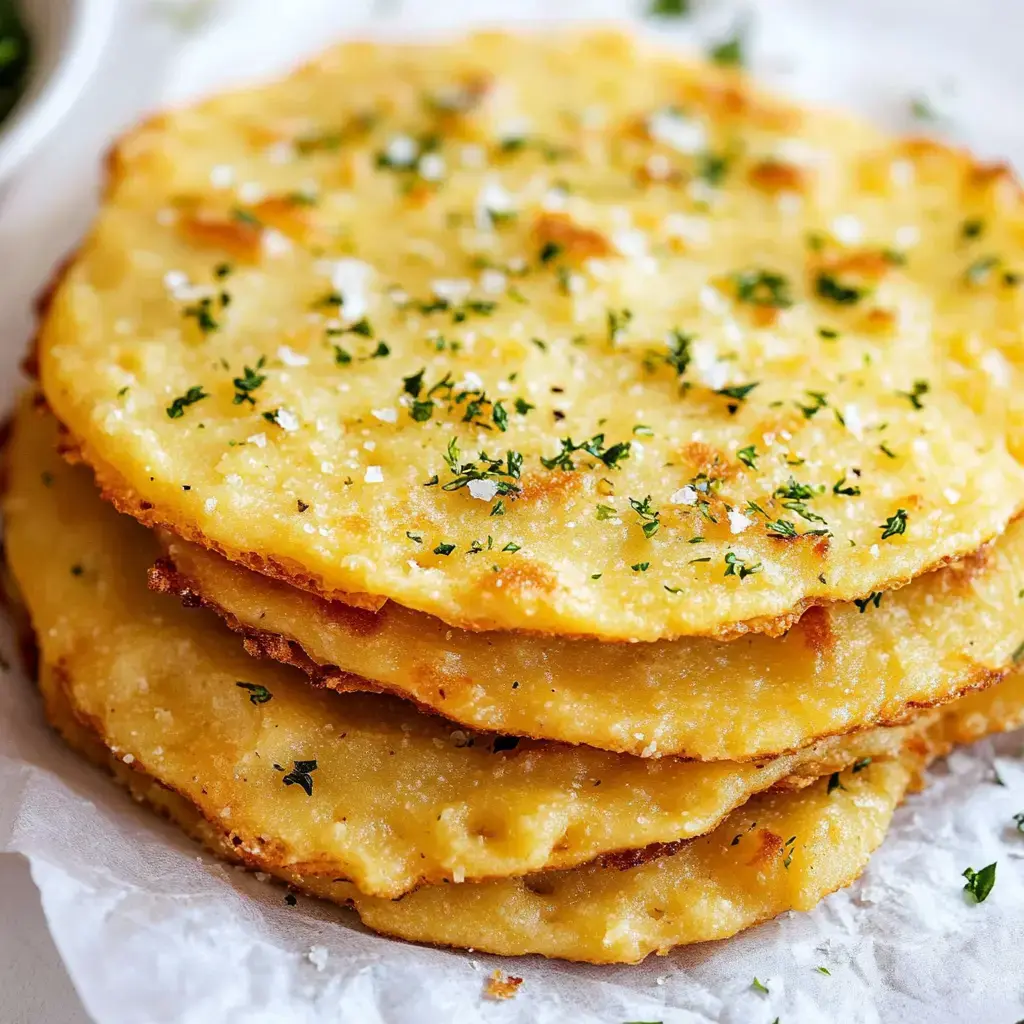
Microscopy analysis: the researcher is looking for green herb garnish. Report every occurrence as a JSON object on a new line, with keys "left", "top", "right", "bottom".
{"left": 879, "top": 508, "right": 908, "bottom": 539}
{"left": 281, "top": 759, "right": 318, "bottom": 797}
{"left": 166, "top": 386, "right": 208, "bottom": 419}
{"left": 962, "top": 862, "right": 997, "bottom": 903}
{"left": 236, "top": 682, "right": 273, "bottom": 705}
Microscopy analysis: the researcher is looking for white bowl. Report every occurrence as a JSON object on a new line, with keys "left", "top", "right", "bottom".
{"left": 0, "top": 0, "right": 113, "bottom": 186}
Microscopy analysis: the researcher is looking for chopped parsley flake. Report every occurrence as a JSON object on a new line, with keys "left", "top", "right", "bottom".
{"left": 854, "top": 592, "right": 883, "bottom": 613}
{"left": 631, "top": 561, "right": 650, "bottom": 572}
{"left": 724, "top": 551, "right": 761, "bottom": 579}
{"left": 648, "top": 0, "right": 689, "bottom": 14}
{"left": 281, "top": 759, "right": 318, "bottom": 797}
{"left": 232, "top": 359, "right": 267, "bottom": 406}
{"left": 879, "top": 508, "right": 909, "bottom": 539}
{"left": 962, "top": 862, "right": 997, "bottom": 903}
{"left": 541, "top": 435, "right": 631, "bottom": 472}
{"left": 898, "top": 379, "right": 929, "bottom": 409}
{"left": 166, "top": 386, "right": 208, "bottom": 419}
{"left": 715, "top": 381, "right": 760, "bottom": 402}
{"left": 539, "top": 241, "right": 563, "bottom": 264}
{"left": 964, "top": 255, "right": 1000, "bottom": 285}
{"left": 1013, "top": 811, "right": 1024, "bottom": 833}
{"left": 827, "top": 772, "right": 845, "bottom": 795}
{"left": 733, "top": 269, "right": 793, "bottom": 308}
{"left": 833, "top": 475, "right": 861, "bottom": 497}
{"left": 607, "top": 307, "right": 634, "bottom": 343}
{"left": 815, "top": 273, "right": 866, "bottom": 305}
{"left": 182, "top": 296, "right": 221, "bottom": 334}
{"left": 961, "top": 218, "right": 985, "bottom": 240}
{"left": 697, "top": 151, "right": 730, "bottom": 186}
{"left": 433, "top": 542, "right": 456, "bottom": 556}
{"left": 852, "top": 757, "right": 872, "bottom": 772}
{"left": 736, "top": 445, "right": 758, "bottom": 469}
{"left": 629, "top": 495, "right": 661, "bottom": 538}
{"left": 708, "top": 27, "right": 745, "bottom": 66}
{"left": 752, "top": 977, "right": 769, "bottom": 995}
{"left": 442, "top": 437, "right": 522, "bottom": 496}
{"left": 663, "top": 329, "right": 693, "bottom": 378}
{"left": 236, "top": 682, "right": 273, "bottom": 705}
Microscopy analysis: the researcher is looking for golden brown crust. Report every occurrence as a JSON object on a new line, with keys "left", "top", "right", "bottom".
{"left": 71, "top": 425, "right": 1018, "bottom": 644}
{"left": 147, "top": 551, "right": 1010, "bottom": 762}
{"left": 35, "top": 31, "right": 1024, "bottom": 644}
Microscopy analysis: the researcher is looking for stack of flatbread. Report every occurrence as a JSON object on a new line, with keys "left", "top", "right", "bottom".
{"left": 6, "top": 31, "right": 1024, "bottom": 963}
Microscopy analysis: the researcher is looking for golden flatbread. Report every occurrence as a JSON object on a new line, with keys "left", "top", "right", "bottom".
{"left": 4, "top": 400, "right": 912, "bottom": 898}
{"left": 152, "top": 522, "right": 1024, "bottom": 760}
{"left": 39, "top": 31, "right": 1024, "bottom": 641}
{"left": 41, "top": 666, "right": 1024, "bottom": 963}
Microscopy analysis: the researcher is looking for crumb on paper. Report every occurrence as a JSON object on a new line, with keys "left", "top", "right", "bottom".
{"left": 307, "top": 945, "right": 329, "bottom": 971}
{"left": 484, "top": 969, "right": 523, "bottom": 1000}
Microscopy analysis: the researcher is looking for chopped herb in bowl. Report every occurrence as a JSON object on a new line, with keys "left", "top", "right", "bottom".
{"left": 0, "top": 0, "right": 30, "bottom": 126}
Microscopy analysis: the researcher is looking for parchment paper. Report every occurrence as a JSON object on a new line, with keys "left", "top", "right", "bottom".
{"left": 1, "top": 2, "right": 1023, "bottom": 1021}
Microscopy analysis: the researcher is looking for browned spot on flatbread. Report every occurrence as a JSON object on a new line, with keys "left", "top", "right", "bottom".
{"left": 533, "top": 211, "right": 612, "bottom": 261}
{"left": 408, "top": 658, "right": 473, "bottom": 701}
{"left": 861, "top": 307, "right": 897, "bottom": 335}
{"left": 480, "top": 559, "right": 558, "bottom": 600}
{"left": 940, "top": 540, "right": 995, "bottom": 592}
{"left": 178, "top": 210, "right": 264, "bottom": 261}
{"left": 680, "top": 78, "right": 798, "bottom": 132}
{"left": 746, "top": 828, "right": 784, "bottom": 867}
{"left": 679, "top": 440, "right": 733, "bottom": 481}
{"left": 598, "top": 839, "right": 686, "bottom": 871}
{"left": 517, "top": 467, "right": 584, "bottom": 503}
{"left": 484, "top": 970, "right": 523, "bottom": 1001}
{"left": 821, "top": 250, "right": 895, "bottom": 282}
{"left": 969, "top": 160, "right": 1023, "bottom": 197}
{"left": 799, "top": 605, "right": 834, "bottom": 656}
{"left": 748, "top": 159, "right": 808, "bottom": 195}
{"left": 319, "top": 593, "right": 386, "bottom": 636}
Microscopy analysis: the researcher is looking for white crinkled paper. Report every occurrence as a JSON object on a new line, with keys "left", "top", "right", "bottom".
{"left": 1, "top": 1, "right": 1024, "bottom": 1020}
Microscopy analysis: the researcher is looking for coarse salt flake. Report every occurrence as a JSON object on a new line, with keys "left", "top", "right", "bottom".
{"left": 647, "top": 109, "right": 707, "bottom": 154}
{"left": 418, "top": 152, "right": 446, "bottom": 181}
{"left": 273, "top": 409, "right": 300, "bottom": 432}
{"left": 468, "top": 479, "right": 499, "bottom": 501}
{"left": 831, "top": 214, "right": 863, "bottom": 244}
{"left": 209, "top": 164, "right": 234, "bottom": 188}
{"left": 670, "top": 485, "right": 698, "bottom": 506}
{"left": 728, "top": 508, "right": 753, "bottom": 534}
{"left": 364, "top": 466, "right": 384, "bottom": 483}
{"left": 277, "top": 345, "right": 309, "bottom": 367}
{"left": 262, "top": 229, "right": 293, "bottom": 258}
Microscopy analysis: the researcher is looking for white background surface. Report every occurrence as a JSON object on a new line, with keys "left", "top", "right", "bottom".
{"left": 2, "top": 2, "right": 1024, "bottom": 1022}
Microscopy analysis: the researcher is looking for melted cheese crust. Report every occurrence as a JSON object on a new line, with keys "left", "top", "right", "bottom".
{"left": 40, "top": 31, "right": 1024, "bottom": 639}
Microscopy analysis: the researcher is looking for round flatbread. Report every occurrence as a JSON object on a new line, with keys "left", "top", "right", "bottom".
{"left": 43, "top": 670, "right": 1024, "bottom": 963}
{"left": 152, "top": 521, "right": 1024, "bottom": 760}
{"left": 5, "top": 400, "right": 911, "bottom": 898}
{"left": 39, "top": 31, "right": 1024, "bottom": 640}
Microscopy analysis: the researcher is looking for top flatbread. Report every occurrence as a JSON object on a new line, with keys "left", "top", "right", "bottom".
{"left": 39, "top": 31, "right": 1024, "bottom": 640}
